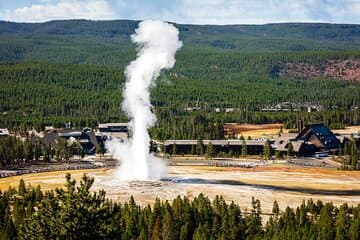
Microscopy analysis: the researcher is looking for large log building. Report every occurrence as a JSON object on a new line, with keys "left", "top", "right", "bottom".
{"left": 274, "top": 123, "right": 341, "bottom": 156}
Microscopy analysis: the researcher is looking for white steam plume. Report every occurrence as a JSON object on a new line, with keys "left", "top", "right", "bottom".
{"left": 106, "top": 20, "right": 182, "bottom": 181}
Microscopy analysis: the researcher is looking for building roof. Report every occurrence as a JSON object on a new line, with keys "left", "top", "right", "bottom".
{"left": 43, "top": 129, "right": 98, "bottom": 154}
{"left": 0, "top": 128, "right": 9, "bottom": 136}
{"left": 57, "top": 129, "right": 82, "bottom": 138}
{"left": 336, "top": 134, "right": 351, "bottom": 143}
{"left": 273, "top": 133, "right": 298, "bottom": 151}
{"left": 296, "top": 123, "right": 340, "bottom": 149}
{"left": 98, "top": 123, "right": 128, "bottom": 128}
{"left": 164, "top": 139, "right": 266, "bottom": 146}
{"left": 43, "top": 131, "right": 59, "bottom": 149}
{"left": 292, "top": 141, "right": 305, "bottom": 152}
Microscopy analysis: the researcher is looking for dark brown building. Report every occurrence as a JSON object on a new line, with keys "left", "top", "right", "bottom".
{"left": 43, "top": 128, "right": 99, "bottom": 154}
{"left": 274, "top": 123, "right": 340, "bottom": 156}
{"left": 163, "top": 139, "right": 267, "bottom": 155}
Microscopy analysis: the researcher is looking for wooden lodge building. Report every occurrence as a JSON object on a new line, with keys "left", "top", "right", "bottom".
{"left": 274, "top": 123, "right": 341, "bottom": 156}
{"left": 164, "top": 123, "right": 342, "bottom": 157}
{"left": 163, "top": 139, "right": 268, "bottom": 155}
{"left": 43, "top": 128, "right": 99, "bottom": 154}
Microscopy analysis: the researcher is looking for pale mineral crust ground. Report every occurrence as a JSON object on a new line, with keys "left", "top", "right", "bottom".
{"left": 0, "top": 163, "right": 359, "bottom": 213}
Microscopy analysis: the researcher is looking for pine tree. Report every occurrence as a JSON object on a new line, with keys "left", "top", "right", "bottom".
{"left": 335, "top": 204, "right": 350, "bottom": 240}
{"left": 263, "top": 140, "right": 272, "bottom": 160}
{"left": 272, "top": 200, "right": 280, "bottom": 216}
{"left": 318, "top": 203, "right": 335, "bottom": 240}
{"left": 275, "top": 150, "right": 282, "bottom": 159}
{"left": 19, "top": 174, "right": 112, "bottom": 240}
{"left": 172, "top": 143, "right": 177, "bottom": 156}
{"left": 241, "top": 139, "right": 247, "bottom": 158}
{"left": 245, "top": 197, "right": 262, "bottom": 238}
{"left": 151, "top": 218, "right": 161, "bottom": 240}
{"left": 287, "top": 142, "right": 294, "bottom": 158}
{"left": 34, "top": 143, "right": 42, "bottom": 161}
{"left": 43, "top": 145, "right": 51, "bottom": 162}
{"left": 349, "top": 206, "right": 360, "bottom": 240}
{"left": 23, "top": 138, "right": 34, "bottom": 162}
{"left": 18, "top": 179, "right": 26, "bottom": 196}
{"left": 162, "top": 211, "right": 175, "bottom": 240}
{"left": 350, "top": 141, "right": 358, "bottom": 170}
{"left": 2, "top": 207, "right": 16, "bottom": 240}
{"left": 196, "top": 137, "right": 204, "bottom": 156}
{"left": 179, "top": 223, "right": 190, "bottom": 240}
{"left": 16, "top": 142, "right": 24, "bottom": 163}
{"left": 191, "top": 145, "right": 196, "bottom": 155}
{"left": 205, "top": 142, "right": 214, "bottom": 159}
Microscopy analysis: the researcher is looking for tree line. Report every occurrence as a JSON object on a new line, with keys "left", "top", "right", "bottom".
{"left": 0, "top": 136, "right": 83, "bottom": 166}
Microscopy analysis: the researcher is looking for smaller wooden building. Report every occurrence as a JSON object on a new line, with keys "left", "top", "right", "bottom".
{"left": 43, "top": 128, "right": 99, "bottom": 154}
{"left": 163, "top": 139, "right": 267, "bottom": 155}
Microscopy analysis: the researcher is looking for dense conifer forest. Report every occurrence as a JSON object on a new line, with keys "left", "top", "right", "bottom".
{"left": 0, "top": 21, "right": 360, "bottom": 239}
{"left": 0, "top": 174, "right": 357, "bottom": 240}
{"left": 0, "top": 20, "right": 360, "bottom": 139}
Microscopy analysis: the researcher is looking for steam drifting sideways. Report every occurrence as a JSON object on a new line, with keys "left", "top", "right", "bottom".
{"left": 106, "top": 20, "right": 183, "bottom": 181}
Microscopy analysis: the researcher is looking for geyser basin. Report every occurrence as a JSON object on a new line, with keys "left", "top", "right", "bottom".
{"left": 106, "top": 20, "right": 182, "bottom": 181}
{"left": 2, "top": 165, "right": 359, "bottom": 213}
{"left": 90, "top": 165, "right": 360, "bottom": 212}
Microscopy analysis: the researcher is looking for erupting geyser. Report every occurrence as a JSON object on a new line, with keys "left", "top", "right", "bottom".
{"left": 106, "top": 20, "right": 182, "bottom": 181}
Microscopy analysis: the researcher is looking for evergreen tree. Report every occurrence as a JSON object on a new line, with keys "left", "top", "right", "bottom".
{"left": 318, "top": 203, "right": 335, "bottom": 240}
{"left": 335, "top": 204, "right": 350, "bottom": 240}
{"left": 241, "top": 139, "right": 247, "bottom": 158}
{"left": 162, "top": 210, "right": 175, "bottom": 240}
{"left": 19, "top": 174, "right": 112, "bottom": 240}
{"left": 275, "top": 150, "right": 282, "bottom": 159}
{"left": 349, "top": 206, "right": 360, "bottom": 240}
{"left": 96, "top": 143, "right": 106, "bottom": 158}
{"left": 350, "top": 141, "right": 358, "bottom": 170}
{"left": 151, "top": 218, "right": 161, "bottom": 240}
{"left": 287, "top": 142, "right": 294, "bottom": 158}
{"left": 2, "top": 207, "right": 16, "bottom": 240}
{"left": 172, "top": 143, "right": 177, "bottom": 156}
{"left": 245, "top": 197, "right": 262, "bottom": 239}
{"left": 196, "top": 137, "right": 204, "bottom": 156}
{"left": 43, "top": 145, "right": 52, "bottom": 162}
{"left": 205, "top": 142, "right": 215, "bottom": 159}
{"left": 272, "top": 200, "right": 280, "bottom": 216}
{"left": 179, "top": 223, "right": 190, "bottom": 240}
{"left": 18, "top": 179, "right": 26, "bottom": 196}
{"left": 23, "top": 139, "right": 34, "bottom": 162}
{"left": 263, "top": 140, "right": 272, "bottom": 160}
{"left": 34, "top": 143, "right": 42, "bottom": 161}
{"left": 15, "top": 142, "right": 25, "bottom": 163}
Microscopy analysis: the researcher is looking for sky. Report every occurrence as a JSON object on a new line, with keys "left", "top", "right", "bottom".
{"left": 0, "top": 0, "right": 359, "bottom": 25}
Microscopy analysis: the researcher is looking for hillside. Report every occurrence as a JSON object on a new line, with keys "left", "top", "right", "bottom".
{"left": 279, "top": 59, "right": 360, "bottom": 81}
{"left": 1, "top": 20, "right": 360, "bottom": 64}
{"left": 0, "top": 20, "right": 359, "bottom": 137}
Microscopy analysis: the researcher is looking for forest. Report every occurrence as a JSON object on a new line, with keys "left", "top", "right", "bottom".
{"left": 0, "top": 174, "right": 358, "bottom": 240}
{"left": 0, "top": 21, "right": 359, "bottom": 239}
{"left": 0, "top": 20, "right": 360, "bottom": 139}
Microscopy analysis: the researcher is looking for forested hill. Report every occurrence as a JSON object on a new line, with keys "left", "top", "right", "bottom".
{"left": 0, "top": 20, "right": 360, "bottom": 135}
{"left": 1, "top": 20, "right": 360, "bottom": 42}
{"left": 1, "top": 20, "right": 360, "bottom": 57}
{"left": 0, "top": 20, "right": 360, "bottom": 42}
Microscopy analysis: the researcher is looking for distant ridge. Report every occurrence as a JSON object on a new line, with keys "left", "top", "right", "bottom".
{"left": 0, "top": 20, "right": 359, "bottom": 43}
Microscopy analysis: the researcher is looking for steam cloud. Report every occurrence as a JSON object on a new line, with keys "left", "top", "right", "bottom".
{"left": 106, "top": 20, "right": 182, "bottom": 181}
